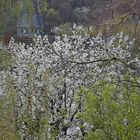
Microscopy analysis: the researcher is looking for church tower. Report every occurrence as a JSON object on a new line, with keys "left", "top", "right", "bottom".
{"left": 17, "top": 0, "right": 43, "bottom": 38}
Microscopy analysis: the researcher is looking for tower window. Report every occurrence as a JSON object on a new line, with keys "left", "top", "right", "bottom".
{"left": 21, "top": 29, "right": 28, "bottom": 35}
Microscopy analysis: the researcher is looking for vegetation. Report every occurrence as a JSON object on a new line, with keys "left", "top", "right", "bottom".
{"left": 0, "top": 25, "right": 140, "bottom": 139}
{"left": 0, "top": 0, "right": 140, "bottom": 140}
{"left": 80, "top": 79, "right": 140, "bottom": 140}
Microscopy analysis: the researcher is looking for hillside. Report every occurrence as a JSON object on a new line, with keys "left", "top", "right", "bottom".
{"left": 1, "top": 0, "right": 140, "bottom": 36}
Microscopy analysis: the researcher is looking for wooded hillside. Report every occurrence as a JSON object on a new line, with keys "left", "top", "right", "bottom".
{"left": 1, "top": 0, "right": 140, "bottom": 35}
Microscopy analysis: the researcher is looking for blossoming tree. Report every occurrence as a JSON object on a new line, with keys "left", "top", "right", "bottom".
{"left": 0, "top": 26, "right": 139, "bottom": 140}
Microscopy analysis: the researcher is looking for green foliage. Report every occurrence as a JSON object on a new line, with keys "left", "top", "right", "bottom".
{"left": 0, "top": 49, "right": 14, "bottom": 71}
{"left": 47, "top": 8, "right": 60, "bottom": 24}
{"left": 59, "top": 23, "right": 72, "bottom": 35}
{"left": 0, "top": 78, "right": 20, "bottom": 140}
{"left": 80, "top": 80, "right": 140, "bottom": 140}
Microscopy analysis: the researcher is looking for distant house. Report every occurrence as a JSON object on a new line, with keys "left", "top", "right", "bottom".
{"left": 17, "top": 0, "right": 44, "bottom": 38}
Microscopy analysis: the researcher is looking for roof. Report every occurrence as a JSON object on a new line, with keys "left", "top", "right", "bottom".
{"left": 17, "top": 11, "right": 30, "bottom": 28}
